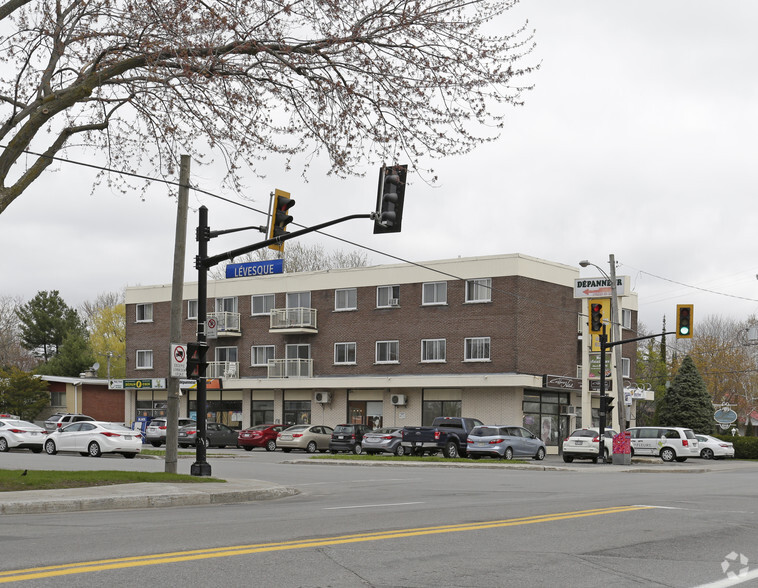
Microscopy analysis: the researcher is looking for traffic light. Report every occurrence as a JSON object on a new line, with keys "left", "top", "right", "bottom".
{"left": 373, "top": 164, "right": 407, "bottom": 234}
{"left": 588, "top": 299, "right": 608, "bottom": 335}
{"left": 676, "top": 304, "right": 693, "bottom": 338}
{"left": 268, "top": 189, "right": 295, "bottom": 252}
{"left": 600, "top": 395, "right": 615, "bottom": 418}
{"left": 186, "top": 342, "right": 208, "bottom": 380}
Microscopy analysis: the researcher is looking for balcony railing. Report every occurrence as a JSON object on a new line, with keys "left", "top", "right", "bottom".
{"left": 209, "top": 311, "right": 241, "bottom": 335}
{"left": 207, "top": 361, "right": 240, "bottom": 379}
{"left": 269, "top": 307, "right": 317, "bottom": 333}
{"left": 267, "top": 358, "right": 313, "bottom": 378}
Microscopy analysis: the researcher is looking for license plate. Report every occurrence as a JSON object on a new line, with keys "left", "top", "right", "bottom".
{"left": 179, "top": 432, "right": 187, "bottom": 437}
{"left": 282, "top": 436, "right": 291, "bottom": 441}
{"left": 338, "top": 435, "right": 345, "bottom": 439}
{"left": 476, "top": 442, "right": 486, "bottom": 447}
{"left": 574, "top": 440, "right": 584, "bottom": 445}
{"left": 124, "top": 435, "right": 132, "bottom": 440}
{"left": 30, "top": 432, "right": 39, "bottom": 436}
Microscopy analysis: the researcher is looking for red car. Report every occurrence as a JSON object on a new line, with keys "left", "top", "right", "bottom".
{"left": 237, "top": 424, "right": 285, "bottom": 452}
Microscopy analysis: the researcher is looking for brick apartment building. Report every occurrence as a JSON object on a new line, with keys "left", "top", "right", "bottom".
{"left": 124, "top": 253, "right": 638, "bottom": 451}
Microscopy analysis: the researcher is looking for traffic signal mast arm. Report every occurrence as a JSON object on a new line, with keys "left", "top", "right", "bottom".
{"left": 198, "top": 213, "right": 376, "bottom": 270}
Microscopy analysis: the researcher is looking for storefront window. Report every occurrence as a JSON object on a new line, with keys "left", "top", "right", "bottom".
{"left": 189, "top": 393, "right": 242, "bottom": 429}
{"left": 422, "top": 400, "right": 461, "bottom": 425}
{"left": 522, "top": 391, "right": 569, "bottom": 447}
{"left": 283, "top": 400, "right": 311, "bottom": 426}
{"left": 251, "top": 400, "right": 274, "bottom": 426}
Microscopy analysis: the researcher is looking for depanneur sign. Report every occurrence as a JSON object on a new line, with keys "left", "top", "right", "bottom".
{"left": 574, "top": 276, "right": 629, "bottom": 299}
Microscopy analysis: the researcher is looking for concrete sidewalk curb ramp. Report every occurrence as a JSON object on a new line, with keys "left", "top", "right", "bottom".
{"left": 0, "top": 479, "right": 299, "bottom": 515}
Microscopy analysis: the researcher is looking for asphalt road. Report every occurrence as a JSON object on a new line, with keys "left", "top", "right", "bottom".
{"left": 1, "top": 450, "right": 757, "bottom": 587}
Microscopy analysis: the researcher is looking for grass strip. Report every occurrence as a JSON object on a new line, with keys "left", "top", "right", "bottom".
{"left": 0, "top": 469, "right": 223, "bottom": 492}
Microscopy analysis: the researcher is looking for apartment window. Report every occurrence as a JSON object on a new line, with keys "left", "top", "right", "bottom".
{"left": 334, "top": 342, "right": 357, "bottom": 364}
{"left": 50, "top": 390, "right": 65, "bottom": 407}
{"left": 251, "top": 345, "right": 275, "bottom": 367}
{"left": 622, "top": 308, "right": 632, "bottom": 330}
{"left": 215, "top": 296, "right": 238, "bottom": 314}
{"left": 622, "top": 357, "right": 631, "bottom": 378}
{"left": 136, "top": 303, "right": 153, "bottom": 322}
{"left": 215, "top": 346, "right": 238, "bottom": 363}
{"left": 136, "top": 350, "right": 153, "bottom": 369}
{"left": 421, "top": 339, "right": 446, "bottom": 362}
{"left": 286, "top": 344, "right": 311, "bottom": 360}
{"left": 377, "top": 285, "right": 400, "bottom": 308}
{"left": 335, "top": 288, "right": 358, "bottom": 311}
{"left": 376, "top": 341, "right": 399, "bottom": 363}
{"left": 422, "top": 282, "right": 447, "bottom": 305}
{"left": 465, "top": 278, "right": 492, "bottom": 303}
{"left": 187, "top": 300, "right": 198, "bottom": 320}
{"left": 464, "top": 337, "right": 490, "bottom": 361}
{"left": 252, "top": 294, "right": 275, "bottom": 316}
{"left": 287, "top": 291, "right": 311, "bottom": 309}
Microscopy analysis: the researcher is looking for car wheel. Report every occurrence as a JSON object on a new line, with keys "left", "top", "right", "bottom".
{"left": 535, "top": 447, "right": 546, "bottom": 461}
{"left": 266, "top": 440, "right": 276, "bottom": 452}
{"left": 123, "top": 453, "right": 137, "bottom": 459}
{"left": 562, "top": 454, "right": 574, "bottom": 463}
{"left": 281, "top": 448, "right": 291, "bottom": 453}
{"left": 44, "top": 439, "right": 57, "bottom": 455}
{"left": 443, "top": 442, "right": 458, "bottom": 458}
{"left": 243, "top": 446, "right": 253, "bottom": 452}
{"left": 660, "top": 447, "right": 676, "bottom": 462}
{"left": 353, "top": 444, "right": 363, "bottom": 455}
{"left": 88, "top": 441, "right": 102, "bottom": 458}
{"left": 701, "top": 448, "right": 714, "bottom": 460}
{"left": 151, "top": 442, "right": 162, "bottom": 448}
{"left": 306, "top": 441, "right": 318, "bottom": 453}
{"left": 395, "top": 444, "right": 406, "bottom": 456}
{"left": 0, "top": 438, "right": 8, "bottom": 452}
{"left": 503, "top": 447, "right": 514, "bottom": 460}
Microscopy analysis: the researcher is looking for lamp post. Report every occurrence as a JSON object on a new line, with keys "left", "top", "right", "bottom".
{"left": 579, "top": 255, "right": 625, "bottom": 435}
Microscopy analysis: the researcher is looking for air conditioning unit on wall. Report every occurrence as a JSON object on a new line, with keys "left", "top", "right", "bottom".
{"left": 391, "top": 394, "right": 407, "bottom": 406}
{"left": 314, "top": 392, "right": 331, "bottom": 404}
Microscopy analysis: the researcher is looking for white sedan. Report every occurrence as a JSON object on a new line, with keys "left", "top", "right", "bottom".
{"left": 695, "top": 434, "right": 735, "bottom": 459}
{"left": 0, "top": 419, "right": 46, "bottom": 453}
{"left": 44, "top": 421, "right": 142, "bottom": 458}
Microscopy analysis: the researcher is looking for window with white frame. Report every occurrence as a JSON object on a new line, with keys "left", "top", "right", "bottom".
{"left": 421, "top": 339, "right": 446, "bottom": 362}
{"left": 622, "top": 308, "right": 632, "bottom": 329}
{"left": 422, "top": 282, "right": 447, "bottom": 305}
{"left": 251, "top": 345, "right": 275, "bottom": 366}
{"left": 465, "top": 278, "right": 492, "bottom": 303}
{"left": 187, "top": 300, "right": 198, "bottom": 320}
{"left": 286, "top": 291, "right": 311, "bottom": 309}
{"left": 215, "top": 346, "right": 238, "bottom": 362}
{"left": 215, "top": 296, "right": 238, "bottom": 313}
{"left": 136, "top": 303, "right": 153, "bottom": 322}
{"left": 335, "top": 288, "right": 357, "bottom": 311}
{"left": 377, "top": 285, "right": 400, "bottom": 308}
{"left": 334, "top": 342, "right": 357, "bottom": 364}
{"left": 136, "top": 350, "right": 153, "bottom": 369}
{"left": 464, "top": 337, "right": 490, "bottom": 361}
{"left": 251, "top": 294, "right": 275, "bottom": 316}
{"left": 376, "top": 340, "right": 399, "bottom": 363}
{"left": 622, "top": 357, "right": 630, "bottom": 378}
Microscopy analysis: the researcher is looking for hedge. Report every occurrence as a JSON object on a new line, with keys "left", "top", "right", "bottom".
{"left": 713, "top": 435, "right": 758, "bottom": 459}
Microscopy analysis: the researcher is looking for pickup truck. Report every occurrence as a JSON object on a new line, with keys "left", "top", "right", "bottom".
{"left": 402, "top": 417, "right": 484, "bottom": 458}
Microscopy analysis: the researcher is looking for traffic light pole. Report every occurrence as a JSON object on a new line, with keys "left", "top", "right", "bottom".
{"left": 190, "top": 207, "right": 379, "bottom": 476}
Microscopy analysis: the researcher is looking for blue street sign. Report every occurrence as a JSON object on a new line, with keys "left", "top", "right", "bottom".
{"left": 225, "top": 258, "right": 284, "bottom": 279}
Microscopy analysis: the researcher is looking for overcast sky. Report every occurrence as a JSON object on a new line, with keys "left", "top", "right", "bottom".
{"left": 2, "top": 0, "right": 757, "bottom": 334}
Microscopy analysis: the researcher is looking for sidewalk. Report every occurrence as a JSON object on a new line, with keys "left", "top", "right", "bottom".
{"left": 0, "top": 478, "right": 299, "bottom": 515}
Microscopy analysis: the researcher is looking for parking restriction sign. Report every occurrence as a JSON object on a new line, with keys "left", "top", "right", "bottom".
{"left": 171, "top": 344, "right": 187, "bottom": 378}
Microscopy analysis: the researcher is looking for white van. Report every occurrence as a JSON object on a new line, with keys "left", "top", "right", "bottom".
{"left": 627, "top": 426, "right": 699, "bottom": 462}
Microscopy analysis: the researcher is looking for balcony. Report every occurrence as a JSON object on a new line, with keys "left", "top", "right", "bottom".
{"left": 267, "top": 358, "right": 313, "bottom": 378}
{"left": 269, "top": 307, "right": 318, "bottom": 334}
{"left": 207, "top": 361, "right": 240, "bottom": 379}
{"left": 209, "top": 311, "right": 241, "bottom": 337}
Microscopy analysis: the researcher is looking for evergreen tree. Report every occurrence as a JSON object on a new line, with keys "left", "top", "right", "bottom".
{"left": 42, "top": 330, "right": 95, "bottom": 378}
{"left": 658, "top": 355, "right": 714, "bottom": 433}
{"left": 0, "top": 367, "right": 50, "bottom": 421}
{"left": 16, "top": 291, "right": 84, "bottom": 362}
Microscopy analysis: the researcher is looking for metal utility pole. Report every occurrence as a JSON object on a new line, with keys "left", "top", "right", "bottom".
{"left": 165, "top": 155, "right": 190, "bottom": 474}
{"left": 608, "top": 253, "right": 626, "bottom": 432}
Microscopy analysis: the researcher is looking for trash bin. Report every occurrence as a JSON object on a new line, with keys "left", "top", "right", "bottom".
{"left": 612, "top": 431, "right": 631, "bottom": 465}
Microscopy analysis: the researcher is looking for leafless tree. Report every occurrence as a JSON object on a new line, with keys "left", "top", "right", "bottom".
{"left": 0, "top": 0, "right": 535, "bottom": 214}
{"left": 0, "top": 295, "right": 37, "bottom": 370}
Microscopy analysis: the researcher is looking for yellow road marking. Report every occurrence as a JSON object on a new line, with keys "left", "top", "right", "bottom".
{"left": 0, "top": 505, "right": 653, "bottom": 583}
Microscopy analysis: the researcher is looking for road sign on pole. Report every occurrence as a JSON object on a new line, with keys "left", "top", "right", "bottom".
{"left": 207, "top": 317, "right": 218, "bottom": 339}
{"left": 171, "top": 344, "right": 187, "bottom": 378}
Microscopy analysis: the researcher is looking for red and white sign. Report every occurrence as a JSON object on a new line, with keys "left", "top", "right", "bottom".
{"left": 573, "top": 276, "right": 629, "bottom": 298}
{"left": 171, "top": 344, "right": 187, "bottom": 378}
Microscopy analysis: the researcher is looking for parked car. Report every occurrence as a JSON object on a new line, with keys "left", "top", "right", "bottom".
{"left": 628, "top": 426, "right": 699, "bottom": 462}
{"left": 238, "top": 424, "right": 285, "bottom": 452}
{"left": 178, "top": 422, "right": 239, "bottom": 448}
{"left": 277, "top": 425, "right": 334, "bottom": 453}
{"left": 0, "top": 418, "right": 46, "bottom": 453}
{"left": 562, "top": 428, "right": 617, "bottom": 463}
{"left": 329, "top": 424, "right": 372, "bottom": 454}
{"left": 695, "top": 434, "right": 734, "bottom": 460}
{"left": 402, "top": 416, "right": 484, "bottom": 458}
{"left": 467, "top": 425, "right": 546, "bottom": 460}
{"left": 145, "top": 417, "right": 197, "bottom": 447}
{"left": 43, "top": 421, "right": 142, "bottom": 458}
{"left": 362, "top": 427, "right": 406, "bottom": 456}
{"left": 44, "top": 413, "right": 95, "bottom": 432}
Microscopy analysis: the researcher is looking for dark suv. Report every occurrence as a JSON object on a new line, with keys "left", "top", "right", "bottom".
{"left": 329, "top": 424, "right": 372, "bottom": 455}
